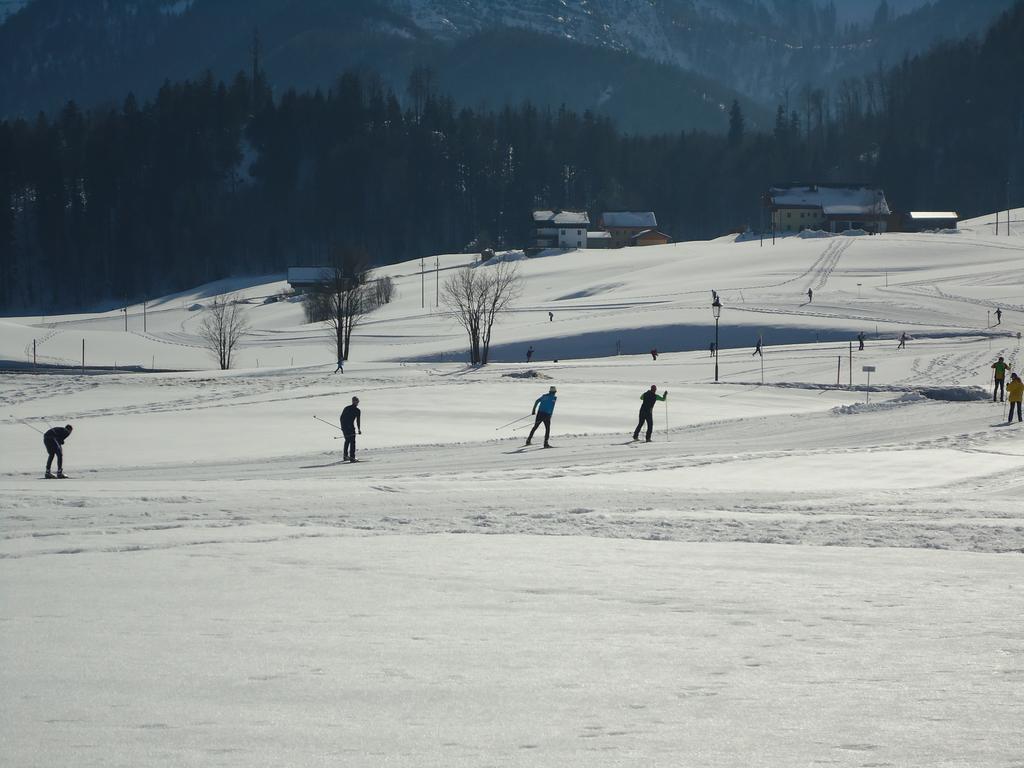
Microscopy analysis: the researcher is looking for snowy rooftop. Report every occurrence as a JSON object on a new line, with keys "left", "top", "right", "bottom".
{"left": 533, "top": 210, "right": 590, "bottom": 226}
{"left": 770, "top": 185, "right": 891, "bottom": 216}
{"left": 286, "top": 266, "right": 333, "bottom": 286}
{"left": 909, "top": 211, "right": 959, "bottom": 219}
{"left": 601, "top": 211, "right": 657, "bottom": 228}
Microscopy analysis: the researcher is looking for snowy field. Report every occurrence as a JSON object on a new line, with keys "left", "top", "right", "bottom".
{"left": 2, "top": 211, "right": 1023, "bottom": 766}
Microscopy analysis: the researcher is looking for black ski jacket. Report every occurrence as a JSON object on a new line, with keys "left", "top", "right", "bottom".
{"left": 44, "top": 426, "right": 71, "bottom": 444}
{"left": 639, "top": 390, "right": 666, "bottom": 412}
{"left": 340, "top": 405, "right": 361, "bottom": 432}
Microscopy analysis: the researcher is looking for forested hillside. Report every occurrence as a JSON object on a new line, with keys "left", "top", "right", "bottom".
{"left": 1, "top": 3, "right": 1021, "bottom": 313}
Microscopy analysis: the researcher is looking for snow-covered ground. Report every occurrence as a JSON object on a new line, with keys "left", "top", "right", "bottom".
{"left": 2, "top": 212, "right": 1023, "bottom": 766}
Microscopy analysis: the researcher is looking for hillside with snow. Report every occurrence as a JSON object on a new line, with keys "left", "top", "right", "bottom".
{"left": 2, "top": 214, "right": 1023, "bottom": 766}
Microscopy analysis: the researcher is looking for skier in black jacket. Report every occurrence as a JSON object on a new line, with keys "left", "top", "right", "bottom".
{"left": 340, "top": 397, "right": 362, "bottom": 462}
{"left": 633, "top": 386, "right": 667, "bottom": 442}
{"left": 43, "top": 424, "right": 73, "bottom": 478}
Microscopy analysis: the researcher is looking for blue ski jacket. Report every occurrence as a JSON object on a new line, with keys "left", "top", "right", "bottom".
{"left": 534, "top": 393, "right": 557, "bottom": 415}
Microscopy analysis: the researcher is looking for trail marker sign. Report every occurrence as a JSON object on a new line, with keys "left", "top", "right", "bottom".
{"left": 862, "top": 365, "right": 876, "bottom": 403}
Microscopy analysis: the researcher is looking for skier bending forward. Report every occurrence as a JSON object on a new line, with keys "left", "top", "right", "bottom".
{"left": 43, "top": 424, "right": 73, "bottom": 478}
{"left": 633, "top": 385, "right": 667, "bottom": 442}
{"left": 526, "top": 386, "right": 557, "bottom": 448}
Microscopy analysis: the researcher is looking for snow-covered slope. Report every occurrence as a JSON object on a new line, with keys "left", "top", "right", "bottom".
{"left": 2, "top": 216, "right": 1022, "bottom": 766}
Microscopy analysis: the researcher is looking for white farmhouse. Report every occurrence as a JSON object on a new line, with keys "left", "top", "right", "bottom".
{"left": 532, "top": 210, "right": 590, "bottom": 250}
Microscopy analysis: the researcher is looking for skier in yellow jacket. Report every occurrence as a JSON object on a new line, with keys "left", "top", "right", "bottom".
{"left": 1007, "top": 372, "right": 1023, "bottom": 424}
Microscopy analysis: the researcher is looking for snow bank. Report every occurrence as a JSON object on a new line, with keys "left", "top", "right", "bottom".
{"left": 831, "top": 391, "right": 925, "bottom": 414}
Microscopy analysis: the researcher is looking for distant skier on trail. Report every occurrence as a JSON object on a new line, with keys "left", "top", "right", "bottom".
{"left": 752, "top": 336, "right": 763, "bottom": 357}
{"left": 897, "top": 332, "right": 908, "bottom": 350}
{"left": 857, "top": 332, "right": 865, "bottom": 351}
{"left": 995, "top": 307, "right": 1002, "bottom": 325}
{"left": 807, "top": 288, "right": 813, "bottom": 303}
{"left": 709, "top": 341, "right": 716, "bottom": 357}
{"left": 1007, "top": 372, "right": 1023, "bottom": 423}
{"left": 43, "top": 424, "right": 73, "bottom": 479}
{"left": 650, "top": 348, "right": 659, "bottom": 361}
{"left": 633, "top": 385, "right": 667, "bottom": 442}
{"left": 526, "top": 386, "right": 557, "bottom": 448}
{"left": 548, "top": 311, "right": 554, "bottom": 322}
{"left": 340, "top": 396, "right": 362, "bottom": 462}
{"left": 991, "top": 356, "right": 1008, "bottom": 402}
{"left": 334, "top": 357, "right": 344, "bottom": 374}
{"left": 526, "top": 346, "right": 534, "bottom": 363}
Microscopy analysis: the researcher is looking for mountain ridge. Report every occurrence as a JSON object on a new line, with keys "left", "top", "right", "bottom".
{"left": 0, "top": 0, "right": 1015, "bottom": 131}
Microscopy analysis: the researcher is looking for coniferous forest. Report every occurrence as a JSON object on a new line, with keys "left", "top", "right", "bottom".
{"left": 1, "top": 3, "right": 1021, "bottom": 313}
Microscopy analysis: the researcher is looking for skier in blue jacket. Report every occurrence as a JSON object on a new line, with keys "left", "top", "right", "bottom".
{"left": 526, "top": 386, "right": 557, "bottom": 447}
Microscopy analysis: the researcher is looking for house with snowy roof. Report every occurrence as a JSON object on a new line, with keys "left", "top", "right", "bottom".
{"left": 532, "top": 210, "right": 590, "bottom": 250}
{"left": 598, "top": 211, "right": 659, "bottom": 248}
{"left": 767, "top": 184, "right": 891, "bottom": 234}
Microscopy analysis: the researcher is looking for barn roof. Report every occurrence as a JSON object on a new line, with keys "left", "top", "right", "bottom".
{"left": 769, "top": 185, "right": 891, "bottom": 216}
{"left": 601, "top": 211, "right": 658, "bottom": 228}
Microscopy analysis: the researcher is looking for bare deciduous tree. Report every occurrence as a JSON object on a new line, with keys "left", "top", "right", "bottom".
{"left": 308, "top": 247, "right": 371, "bottom": 363}
{"left": 198, "top": 294, "right": 250, "bottom": 370}
{"left": 442, "top": 260, "right": 521, "bottom": 365}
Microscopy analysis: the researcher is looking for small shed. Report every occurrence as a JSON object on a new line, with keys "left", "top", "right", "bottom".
{"left": 903, "top": 211, "right": 958, "bottom": 231}
{"left": 587, "top": 231, "right": 612, "bottom": 249}
{"left": 631, "top": 229, "right": 672, "bottom": 247}
{"left": 287, "top": 266, "right": 334, "bottom": 290}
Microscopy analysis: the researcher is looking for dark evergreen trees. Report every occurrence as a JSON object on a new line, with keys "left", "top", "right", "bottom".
{"left": 1, "top": 2, "right": 1022, "bottom": 313}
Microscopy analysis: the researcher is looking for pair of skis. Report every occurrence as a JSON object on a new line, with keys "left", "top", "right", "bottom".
{"left": 313, "top": 415, "right": 366, "bottom": 462}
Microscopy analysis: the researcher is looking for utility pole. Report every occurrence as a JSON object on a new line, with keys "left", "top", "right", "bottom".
{"left": 435, "top": 257, "right": 440, "bottom": 306}
{"left": 143, "top": 300, "right": 147, "bottom": 333}
{"left": 848, "top": 341, "right": 853, "bottom": 388}
{"left": 420, "top": 258, "right": 425, "bottom": 309}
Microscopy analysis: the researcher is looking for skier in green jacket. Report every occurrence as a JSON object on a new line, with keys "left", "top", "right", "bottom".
{"left": 992, "top": 356, "right": 1009, "bottom": 402}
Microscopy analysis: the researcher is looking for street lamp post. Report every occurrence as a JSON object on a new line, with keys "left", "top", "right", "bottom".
{"left": 712, "top": 297, "right": 722, "bottom": 383}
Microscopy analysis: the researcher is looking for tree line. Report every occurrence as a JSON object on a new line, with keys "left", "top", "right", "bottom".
{"left": 1, "top": 2, "right": 1021, "bottom": 314}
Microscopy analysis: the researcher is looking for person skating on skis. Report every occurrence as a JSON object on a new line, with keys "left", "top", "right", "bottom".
{"left": 992, "top": 356, "right": 1009, "bottom": 402}
{"left": 526, "top": 345, "right": 534, "bottom": 363}
{"left": 526, "top": 386, "right": 557, "bottom": 447}
{"left": 897, "top": 332, "right": 908, "bottom": 350}
{"left": 995, "top": 307, "right": 1002, "bottom": 325}
{"left": 807, "top": 288, "right": 813, "bottom": 303}
{"left": 1007, "top": 372, "right": 1023, "bottom": 423}
{"left": 334, "top": 357, "right": 344, "bottom": 374}
{"left": 752, "top": 336, "right": 763, "bottom": 357}
{"left": 857, "top": 331, "right": 865, "bottom": 351}
{"left": 650, "top": 348, "right": 659, "bottom": 361}
{"left": 43, "top": 424, "right": 73, "bottom": 478}
{"left": 633, "top": 385, "right": 667, "bottom": 442}
{"left": 340, "top": 396, "right": 362, "bottom": 462}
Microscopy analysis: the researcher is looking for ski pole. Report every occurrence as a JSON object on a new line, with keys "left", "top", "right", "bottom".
{"left": 495, "top": 414, "right": 533, "bottom": 431}
{"left": 313, "top": 415, "right": 342, "bottom": 431}
{"left": 11, "top": 415, "right": 45, "bottom": 435}
{"left": 664, "top": 400, "right": 669, "bottom": 442}
{"left": 512, "top": 419, "right": 536, "bottom": 431}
